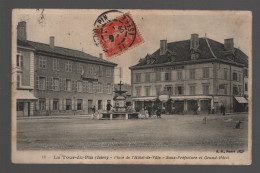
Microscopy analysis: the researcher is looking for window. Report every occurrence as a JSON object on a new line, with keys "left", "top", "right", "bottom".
{"left": 39, "top": 98, "right": 46, "bottom": 110}
{"left": 164, "top": 86, "right": 173, "bottom": 95}
{"left": 66, "top": 79, "right": 71, "bottom": 91}
{"left": 219, "top": 84, "right": 228, "bottom": 95}
{"left": 77, "top": 99, "right": 83, "bottom": 110}
{"left": 233, "top": 72, "right": 237, "bottom": 81}
{"left": 155, "top": 72, "right": 161, "bottom": 81}
{"left": 72, "top": 81, "right": 77, "bottom": 92}
{"left": 93, "top": 82, "right": 98, "bottom": 93}
{"left": 165, "top": 72, "right": 170, "bottom": 81}
{"left": 189, "top": 85, "right": 196, "bottom": 95}
{"left": 39, "top": 56, "right": 46, "bottom": 69}
{"left": 106, "top": 68, "right": 111, "bottom": 77}
{"left": 98, "top": 65, "right": 103, "bottom": 76}
{"left": 189, "top": 69, "right": 195, "bottom": 79}
{"left": 177, "top": 71, "right": 182, "bottom": 80}
{"left": 176, "top": 86, "right": 184, "bottom": 95}
{"left": 244, "top": 69, "right": 248, "bottom": 77}
{"left": 238, "top": 85, "right": 242, "bottom": 95}
{"left": 16, "top": 54, "right": 23, "bottom": 67}
{"left": 136, "top": 86, "right": 141, "bottom": 96}
{"left": 245, "top": 83, "right": 248, "bottom": 91}
{"left": 53, "top": 99, "right": 59, "bottom": 110}
{"left": 233, "top": 86, "right": 238, "bottom": 95}
{"left": 77, "top": 63, "right": 83, "bottom": 73}
{"left": 88, "top": 65, "right": 94, "bottom": 75}
{"left": 97, "top": 83, "right": 102, "bottom": 93}
{"left": 203, "top": 85, "right": 209, "bottom": 95}
{"left": 53, "top": 58, "right": 59, "bottom": 71}
{"left": 77, "top": 81, "right": 82, "bottom": 92}
{"left": 39, "top": 77, "right": 46, "bottom": 90}
{"left": 53, "top": 78, "right": 59, "bottom": 91}
{"left": 136, "top": 73, "right": 141, "bottom": 83}
{"left": 65, "top": 61, "right": 72, "bottom": 72}
{"left": 88, "top": 82, "right": 93, "bottom": 93}
{"left": 203, "top": 67, "right": 209, "bottom": 78}
{"left": 66, "top": 99, "right": 72, "bottom": 110}
{"left": 17, "top": 74, "right": 21, "bottom": 88}
{"left": 224, "top": 70, "right": 228, "bottom": 80}
{"left": 238, "top": 74, "right": 241, "bottom": 82}
{"left": 155, "top": 85, "right": 161, "bottom": 96}
{"left": 107, "top": 84, "right": 112, "bottom": 94}
{"left": 17, "top": 102, "right": 24, "bottom": 111}
{"left": 145, "top": 87, "right": 151, "bottom": 96}
{"left": 82, "top": 81, "right": 87, "bottom": 92}
{"left": 145, "top": 73, "right": 150, "bottom": 82}
{"left": 59, "top": 79, "right": 63, "bottom": 91}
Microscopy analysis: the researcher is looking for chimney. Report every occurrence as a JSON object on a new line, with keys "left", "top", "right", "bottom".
{"left": 99, "top": 53, "right": 103, "bottom": 59}
{"left": 49, "top": 36, "right": 55, "bottom": 48}
{"left": 190, "top": 34, "right": 199, "bottom": 49}
{"left": 17, "top": 21, "right": 27, "bottom": 41}
{"left": 224, "top": 38, "right": 234, "bottom": 51}
{"left": 160, "top": 39, "right": 167, "bottom": 55}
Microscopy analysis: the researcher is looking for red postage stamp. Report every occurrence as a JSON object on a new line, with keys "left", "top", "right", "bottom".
{"left": 94, "top": 12, "right": 143, "bottom": 58}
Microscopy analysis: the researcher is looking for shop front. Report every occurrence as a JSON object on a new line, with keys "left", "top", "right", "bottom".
{"left": 16, "top": 90, "right": 38, "bottom": 116}
{"left": 233, "top": 96, "right": 248, "bottom": 112}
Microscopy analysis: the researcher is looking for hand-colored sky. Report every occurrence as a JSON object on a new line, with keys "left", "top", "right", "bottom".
{"left": 14, "top": 9, "right": 251, "bottom": 84}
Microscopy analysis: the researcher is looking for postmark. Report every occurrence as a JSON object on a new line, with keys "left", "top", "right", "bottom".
{"left": 93, "top": 11, "right": 143, "bottom": 58}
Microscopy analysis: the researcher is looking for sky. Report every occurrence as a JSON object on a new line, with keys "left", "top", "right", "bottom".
{"left": 14, "top": 9, "right": 251, "bottom": 84}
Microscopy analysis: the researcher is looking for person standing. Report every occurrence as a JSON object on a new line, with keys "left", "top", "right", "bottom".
{"left": 92, "top": 105, "right": 96, "bottom": 119}
{"left": 156, "top": 107, "right": 161, "bottom": 118}
{"left": 106, "top": 101, "right": 113, "bottom": 113}
{"left": 223, "top": 105, "right": 226, "bottom": 116}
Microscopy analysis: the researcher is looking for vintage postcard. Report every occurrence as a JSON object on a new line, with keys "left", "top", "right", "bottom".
{"left": 11, "top": 9, "right": 252, "bottom": 165}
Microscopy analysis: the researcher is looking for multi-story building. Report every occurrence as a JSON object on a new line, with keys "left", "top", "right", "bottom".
{"left": 16, "top": 23, "right": 38, "bottom": 116}
{"left": 129, "top": 34, "right": 248, "bottom": 113}
{"left": 16, "top": 21, "right": 117, "bottom": 116}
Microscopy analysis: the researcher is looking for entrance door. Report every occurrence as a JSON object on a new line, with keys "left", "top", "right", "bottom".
{"left": 88, "top": 100, "right": 93, "bottom": 114}
{"left": 98, "top": 100, "right": 102, "bottom": 110}
{"left": 174, "top": 100, "right": 184, "bottom": 114}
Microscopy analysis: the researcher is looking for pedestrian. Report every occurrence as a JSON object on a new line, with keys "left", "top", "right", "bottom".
{"left": 212, "top": 105, "right": 215, "bottom": 114}
{"left": 172, "top": 105, "right": 176, "bottom": 114}
{"left": 106, "top": 101, "right": 112, "bottom": 113}
{"left": 194, "top": 105, "right": 199, "bottom": 115}
{"left": 92, "top": 105, "right": 96, "bottom": 119}
{"left": 223, "top": 105, "right": 226, "bottom": 116}
{"left": 156, "top": 107, "right": 161, "bottom": 118}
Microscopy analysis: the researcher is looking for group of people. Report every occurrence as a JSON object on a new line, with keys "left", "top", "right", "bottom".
{"left": 143, "top": 106, "right": 162, "bottom": 118}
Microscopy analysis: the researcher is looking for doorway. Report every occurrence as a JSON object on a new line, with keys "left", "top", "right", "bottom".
{"left": 88, "top": 100, "right": 93, "bottom": 114}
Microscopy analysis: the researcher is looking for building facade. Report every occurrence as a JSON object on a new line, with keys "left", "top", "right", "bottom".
{"left": 16, "top": 21, "right": 117, "bottom": 116}
{"left": 129, "top": 34, "right": 248, "bottom": 114}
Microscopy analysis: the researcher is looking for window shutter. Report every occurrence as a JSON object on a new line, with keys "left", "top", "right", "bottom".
{"left": 35, "top": 76, "right": 39, "bottom": 89}
{"left": 46, "top": 99, "right": 49, "bottom": 110}
{"left": 64, "top": 79, "right": 66, "bottom": 91}
{"left": 46, "top": 77, "right": 49, "bottom": 90}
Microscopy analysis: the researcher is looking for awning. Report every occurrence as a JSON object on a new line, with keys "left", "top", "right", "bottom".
{"left": 16, "top": 90, "right": 38, "bottom": 101}
{"left": 234, "top": 97, "right": 248, "bottom": 103}
{"left": 132, "top": 97, "right": 157, "bottom": 101}
{"left": 170, "top": 95, "right": 212, "bottom": 100}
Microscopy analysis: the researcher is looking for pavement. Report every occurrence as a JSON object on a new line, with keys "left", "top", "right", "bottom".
{"left": 16, "top": 113, "right": 248, "bottom": 151}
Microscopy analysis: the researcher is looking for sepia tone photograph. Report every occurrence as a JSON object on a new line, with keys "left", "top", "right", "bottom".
{"left": 11, "top": 9, "right": 252, "bottom": 164}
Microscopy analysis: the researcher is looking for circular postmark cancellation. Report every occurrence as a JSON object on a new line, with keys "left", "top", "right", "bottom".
{"left": 93, "top": 10, "right": 143, "bottom": 58}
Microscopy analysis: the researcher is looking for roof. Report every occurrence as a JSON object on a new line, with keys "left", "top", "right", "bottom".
{"left": 17, "top": 39, "right": 35, "bottom": 49}
{"left": 130, "top": 37, "right": 248, "bottom": 69}
{"left": 17, "top": 39, "right": 117, "bottom": 66}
